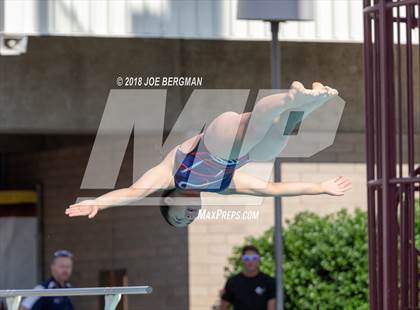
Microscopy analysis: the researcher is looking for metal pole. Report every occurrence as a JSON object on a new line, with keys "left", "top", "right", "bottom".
{"left": 270, "top": 21, "right": 284, "bottom": 310}
{"left": 0, "top": 153, "right": 6, "bottom": 189}
{"left": 36, "top": 183, "right": 45, "bottom": 282}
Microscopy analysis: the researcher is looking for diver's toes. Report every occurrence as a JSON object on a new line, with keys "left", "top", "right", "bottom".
{"left": 312, "top": 82, "right": 324, "bottom": 90}
{"left": 291, "top": 81, "right": 305, "bottom": 90}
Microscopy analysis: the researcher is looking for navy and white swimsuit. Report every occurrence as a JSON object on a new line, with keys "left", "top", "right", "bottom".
{"left": 173, "top": 133, "right": 249, "bottom": 192}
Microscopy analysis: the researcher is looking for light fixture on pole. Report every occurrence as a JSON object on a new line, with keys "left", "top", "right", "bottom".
{"left": 237, "top": 1, "right": 313, "bottom": 309}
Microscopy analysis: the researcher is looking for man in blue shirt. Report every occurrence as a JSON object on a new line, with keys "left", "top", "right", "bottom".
{"left": 20, "top": 250, "right": 74, "bottom": 310}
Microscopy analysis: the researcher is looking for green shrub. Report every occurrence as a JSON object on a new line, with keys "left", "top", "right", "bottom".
{"left": 224, "top": 209, "right": 369, "bottom": 309}
{"left": 225, "top": 200, "right": 420, "bottom": 309}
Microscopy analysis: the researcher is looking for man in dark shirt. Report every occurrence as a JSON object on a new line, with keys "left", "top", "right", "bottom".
{"left": 20, "top": 250, "right": 74, "bottom": 310}
{"left": 221, "top": 245, "right": 276, "bottom": 310}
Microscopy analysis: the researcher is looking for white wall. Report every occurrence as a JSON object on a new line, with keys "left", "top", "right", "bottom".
{"left": 0, "top": 218, "right": 38, "bottom": 289}
{"left": 1, "top": 0, "right": 364, "bottom": 42}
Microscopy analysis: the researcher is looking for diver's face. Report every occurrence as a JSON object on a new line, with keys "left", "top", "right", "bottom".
{"left": 168, "top": 205, "right": 200, "bottom": 227}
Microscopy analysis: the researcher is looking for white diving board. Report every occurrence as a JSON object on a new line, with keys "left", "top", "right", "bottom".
{"left": 0, "top": 286, "right": 153, "bottom": 310}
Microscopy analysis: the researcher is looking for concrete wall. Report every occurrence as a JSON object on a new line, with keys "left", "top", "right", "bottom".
{"left": 0, "top": 36, "right": 372, "bottom": 134}
{"left": 1, "top": 37, "right": 419, "bottom": 134}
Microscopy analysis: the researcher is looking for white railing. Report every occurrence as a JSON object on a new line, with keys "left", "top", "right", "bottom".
{"left": 0, "top": 286, "right": 152, "bottom": 310}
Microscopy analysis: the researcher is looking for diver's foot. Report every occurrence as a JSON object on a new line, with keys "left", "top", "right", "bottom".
{"left": 288, "top": 81, "right": 338, "bottom": 112}
{"left": 272, "top": 81, "right": 339, "bottom": 127}
{"left": 287, "top": 81, "right": 337, "bottom": 107}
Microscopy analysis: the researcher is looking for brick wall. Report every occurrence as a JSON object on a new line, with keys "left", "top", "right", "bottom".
{"left": 188, "top": 132, "right": 420, "bottom": 310}
{"left": 6, "top": 137, "right": 188, "bottom": 310}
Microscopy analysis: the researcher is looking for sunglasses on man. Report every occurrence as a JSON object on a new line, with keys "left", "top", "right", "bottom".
{"left": 242, "top": 254, "right": 260, "bottom": 261}
{"left": 54, "top": 250, "right": 73, "bottom": 258}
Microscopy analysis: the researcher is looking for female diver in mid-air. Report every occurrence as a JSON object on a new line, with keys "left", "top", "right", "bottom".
{"left": 65, "top": 81, "right": 352, "bottom": 226}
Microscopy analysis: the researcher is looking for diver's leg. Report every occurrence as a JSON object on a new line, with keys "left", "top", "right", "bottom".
{"left": 203, "top": 82, "right": 337, "bottom": 160}
{"left": 244, "top": 81, "right": 335, "bottom": 140}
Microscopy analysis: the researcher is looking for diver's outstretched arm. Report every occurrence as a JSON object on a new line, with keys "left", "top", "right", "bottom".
{"left": 65, "top": 163, "right": 175, "bottom": 218}
{"left": 223, "top": 170, "right": 351, "bottom": 197}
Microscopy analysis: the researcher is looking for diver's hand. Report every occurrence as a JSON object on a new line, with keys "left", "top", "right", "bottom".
{"left": 321, "top": 176, "right": 352, "bottom": 196}
{"left": 65, "top": 199, "right": 99, "bottom": 219}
